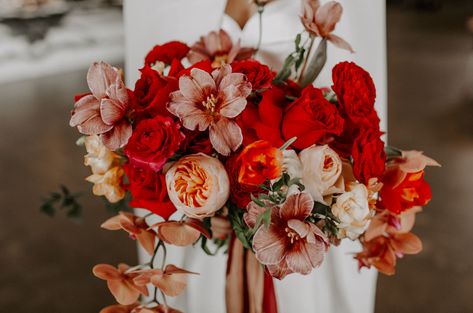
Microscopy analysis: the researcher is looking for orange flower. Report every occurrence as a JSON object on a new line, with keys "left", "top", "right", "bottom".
{"left": 86, "top": 166, "right": 126, "bottom": 203}
{"left": 101, "top": 212, "right": 156, "bottom": 256}
{"left": 93, "top": 264, "right": 148, "bottom": 305}
{"left": 237, "top": 140, "right": 283, "bottom": 187}
{"left": 133, "top": 265, "right": 197, "bottom": 297}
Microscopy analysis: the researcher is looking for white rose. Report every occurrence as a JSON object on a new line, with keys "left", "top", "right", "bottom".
{"left": 331, "top": 183, "right": 371, "bottom": 240}
{"left": 84, "top": 135, "right": 119, "bottom": 174}
{"left": 165, "top": 153, "right": 230, "bottom": 219}
{"left": 299, "top": 145, "right": 344, "bottom": 202}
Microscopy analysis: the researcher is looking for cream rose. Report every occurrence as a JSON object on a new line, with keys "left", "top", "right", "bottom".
{"left": 332, "top": 183, "right": 371, "bottom": 240}
{"left": 299, "top": 145, "right": 344, "bottom": 202}
{"left": 165, "top": 153, "right": 230, "bottom": 219}
{"left": 84, "top": 135, "right": 119, "bottom": 174}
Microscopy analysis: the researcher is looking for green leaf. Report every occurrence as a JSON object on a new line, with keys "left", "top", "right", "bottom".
{"left": 299, "top": 38, "right": 327, "bottom": 88}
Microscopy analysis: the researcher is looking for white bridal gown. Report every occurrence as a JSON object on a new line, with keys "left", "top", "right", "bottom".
{"left": 124, "top": 0, "right": 387, "bottom": 312}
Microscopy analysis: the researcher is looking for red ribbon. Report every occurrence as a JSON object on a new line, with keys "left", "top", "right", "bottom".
{"left": 226, "top": 236, "right": 278, "bottom": 313}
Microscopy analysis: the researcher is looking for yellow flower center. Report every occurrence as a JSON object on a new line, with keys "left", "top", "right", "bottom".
{"left": 285, "top": 227, "right": 301, "bottom": 244}
{"left": 174, "top": 160, "right": 210, "bottom": 208}
{"left": 202, "top": 94, "right": 218, "bottom": 114}
{"left": 212, "top": 54, "right": 228, "bottom": 68}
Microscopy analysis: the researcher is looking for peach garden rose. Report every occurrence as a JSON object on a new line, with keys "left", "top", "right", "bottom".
{"left": 165, "top": 153, "right": 230, "bottom": 219}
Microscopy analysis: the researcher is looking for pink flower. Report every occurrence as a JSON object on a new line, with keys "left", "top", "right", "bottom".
{"left": 70, "top": 62, "right": 132, "bottom": 150}
{"left": 93, "top": 264, "right": 148, "bottom": 305}
{"left": 300, "top": 0, "right": 353, "bottom": 52}
{"left": 251, "top": 192, "right": 329, "bottom": 279}
{"left": 151, "top": 218, "right": 211, "bottom": 247}
{"left": 101, "top": 212, "right": 156, "bottom": 256}
{"left": 187, "top": 29, "right": 254, "bottom": 68}
{"left": 167, "top": 65, "right": 252, "bottom": 155}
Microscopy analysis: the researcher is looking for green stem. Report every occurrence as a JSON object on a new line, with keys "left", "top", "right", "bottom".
{"left": 298, "top": 36, "right": 315, "bottom": 84}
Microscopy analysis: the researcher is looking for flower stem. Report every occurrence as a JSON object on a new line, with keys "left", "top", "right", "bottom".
{"left": 298, "top": 36, "right": 315, "bottom": 84}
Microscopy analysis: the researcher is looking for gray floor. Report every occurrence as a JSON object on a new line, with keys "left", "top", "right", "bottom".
{"left": 1, "top": 3, "right": 472, "bottom": 313}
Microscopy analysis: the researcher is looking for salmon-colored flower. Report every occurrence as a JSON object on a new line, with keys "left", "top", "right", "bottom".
{"left": 86, "top": 166, "right": 125, "bottom": 203}
{"left": 134, "top": 265, "right": 197, "bottom": 297}
{"left": 252, "top": 192, "right": 329, "bottom": 279}
{"left": 151, "top": 218, "right": 211, "bottom": 246}
{"left": 237, "top": 140, "right": 283, "bottom": 187}
{"left": 356, "top": 207, "right": 423, "bottom": 275}
{"left": 300, "top": 0, "right": 353, "bottom": 52}
{"left": 167, "top": 65, "right": 252, "bottom": 155}
{"left": 93, "top": 264, "right": 149, "bottom": 305}
{"left": 84, "top": 135, "right": 121, "bottom": 174}
{"left": 187, "top": 29, "right": 254, "bottom": 68}
{"left": 70, "top": 62, "right": 132, "bottom": 150}
{"left": 101, "top": 212, "right": 156, "bottom": 255}
{"left": 165, "top": 154, "right": 230, "bottom": 218}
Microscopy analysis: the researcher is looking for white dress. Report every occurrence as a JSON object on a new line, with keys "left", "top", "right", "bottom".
{"left": 124, "top": 1, "right": 387, "bottom": 312}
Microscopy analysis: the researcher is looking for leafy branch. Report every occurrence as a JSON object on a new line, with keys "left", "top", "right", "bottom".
{"left": 40, "top": 185, "right": 82, "bottom": 219}
{"left": 273, "top": 33, "right": 308, "bottom": 84}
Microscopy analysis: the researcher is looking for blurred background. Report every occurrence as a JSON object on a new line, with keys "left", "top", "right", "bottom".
{"left": 0, "top": 0, "right": 472, "bottom": 312}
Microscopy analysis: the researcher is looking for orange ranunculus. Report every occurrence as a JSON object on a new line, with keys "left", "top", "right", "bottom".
{"left": 237, "top": 140, "right": 283, "bottom": 187}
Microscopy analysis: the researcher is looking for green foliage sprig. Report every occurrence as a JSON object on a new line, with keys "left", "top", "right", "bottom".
{"left": 40, "top": 185, "right": 82, "bottom": 219}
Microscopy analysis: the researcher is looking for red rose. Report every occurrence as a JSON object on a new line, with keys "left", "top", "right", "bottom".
{"left": 145, "top": 41, "right": 190, "bottom": 66}
{"left": 131, "top": 66, "right": 178, "bottom": 121}
{"left": 225, "top": 155, "right": 260, "bottom": 209}
{"left": 332, "top": 61, "right": 380, "bottom": 127}
{"left": 231, "top": 59, "right": 275, "bottom": 91}
{"left": 179, "top": 129, "right": 214, "bottom": 155}
{"left": 380, "top": 169, "right": 432, "bottom": 215}
{"left": 237, "top": 87, "right": 288, "bottom": 147}
{"left": 125, "top": 115, "right": 184, "bottom": 171}
{"left": 124, "top": 163, "right": 176, "bottom": 219}
{"left": 282, "top": 85, "right": 344, "bottom": 150}
{"left": 352, "top": 127, "right": 386, "bottom": 184}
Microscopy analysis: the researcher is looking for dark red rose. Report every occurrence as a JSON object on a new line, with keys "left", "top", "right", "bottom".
{"left": 231, "top": 59, "right": 275, "bottom": 91}
{"left": 125, "top": 115, "right": 184, "bottom": 171}
{"left": 237, "top": 87, "right": 289, "bottom": 147}
{"left": 282, "top": 85, "right": 344, "bottom": 150}
{"left": 352, "top": 127, "right": 386, "bottom": 184}
{"left": 145, "top": 41, "right": 190, "bottom": 66}
{"left": 124, "top": 163, "right": 176, "bottom": 219}
{"left": 332, "top": 61, "right": 380, "bottom": 127}
{"left": 225, "top": 155, "right": 261, "bottom": 209}
{"left": 179, "top": 129, "right": 214, "bottom": 155}
{"left": 131, "top": 66, "right": 178, "bottom": 121}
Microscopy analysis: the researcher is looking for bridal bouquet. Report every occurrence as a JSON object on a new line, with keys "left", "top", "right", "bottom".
{"left": 66, "top": 1, "right": 439, "bottom": 312}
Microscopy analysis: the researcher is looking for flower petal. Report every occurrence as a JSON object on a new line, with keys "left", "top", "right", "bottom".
{"left": 209, "top": 118, "right": 242, "bottom": 156}
{"left": 167, "top": 92, "right": 210, "bottom": 131}
{"left": 179, "top": 69, "right": 215, "bottom": 102}
{"left": 151, "top": 271, "right": 188, "bottom": 297}
{"left": 100, "top": 99, "right": 126, "bottom": 126}
{"left": 279, "top": 192, "right": 313, "bottom": 221}
{"left": 253, "top": 225, "right": 286, "bottom": 265}
{"left": 136, "top": 230, "right": 156, "bottom": 256}
{"left": 70, "top": 95, "right": 100, "bottom": 127}
{"left": 327, "top": 34, "right": 354, "bottom": 53}
{"left": 285, "top": 242, "right": 315, "bottom": 275}
{"left": 100, "top": 214, "right": 123, "bottom": 230}
{"left": 93, "top": 264, "right": 121, "bottom": 280}
{"left": 315, "top": 1, "right": 343, "bottom": 36}
{"left": 101, "top": 121, "right": 132, "bottom": 150}
{"left": 157, "top": 221, "right": 201, "bottom": 246}
{"left": 391, "top": 232, "right": 423, "bottom": 255}
{"left": 107, "top": 280, "right": 141, "bottom": 305}
{"left": 87, "top": 62, "right": 120, "bottom": 99}
{"left": 244, "top": 201, "right": 267, "bottom": 228}
{"left": 287, "top": 219, "right": 310, "bottom": 238}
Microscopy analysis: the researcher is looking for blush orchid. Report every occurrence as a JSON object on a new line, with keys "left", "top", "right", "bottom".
{"left": 167, "top": 65, "right": 252, "bottom": 156}
{"left": 300, "top": 0, "right": 353, "bottom": 52}
{"left": 133, "top": 264, "right": 197, "bottom": 297}
{"left": 70, "top": 62, "right": 132, "bottom": 150}
{"left": 151, "top": 218, "right": 211, "bottom": 247}
{"left": 101, "top": 212, "right": 156, "bottom": 256}
{"left": 93, "top": 264, "right": 149, "bottom": 305}
{"left": 251, "top": 192, "right": 329, "bottom": 279}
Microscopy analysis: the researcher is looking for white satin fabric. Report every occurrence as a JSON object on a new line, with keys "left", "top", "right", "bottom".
{"left": 124, "top": 1, "right": 387, "bottom": 312}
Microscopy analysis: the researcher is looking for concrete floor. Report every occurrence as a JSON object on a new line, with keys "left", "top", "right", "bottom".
{"left": 0, "top": 3, "right": 472, "bottom": 313}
